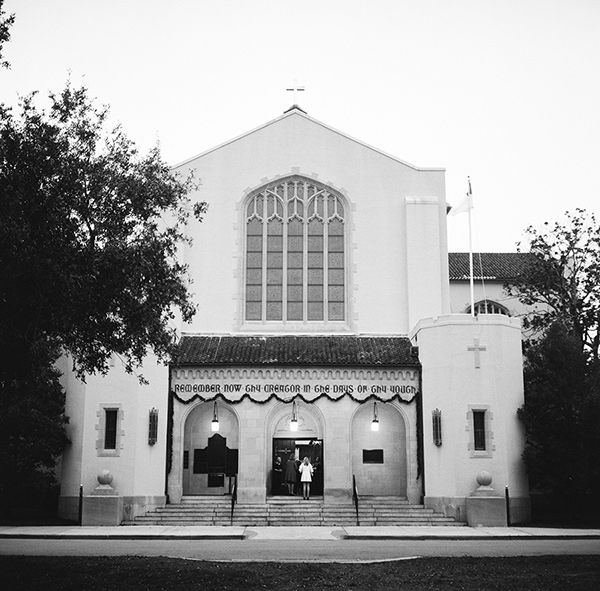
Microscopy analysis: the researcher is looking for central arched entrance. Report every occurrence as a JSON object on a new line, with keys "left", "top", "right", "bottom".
{"left": 351, "top": 402, "right": 407, "bottom": 496}
{"left": 182, "top": 401, "right": 239, "bottom": 496}
{"left": 268, "top": 401, "right": 324, "bottom": 497}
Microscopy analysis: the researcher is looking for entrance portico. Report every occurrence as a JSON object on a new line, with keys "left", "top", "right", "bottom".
{"left": 167, "top": 335, "right": 422, "bottom": 505}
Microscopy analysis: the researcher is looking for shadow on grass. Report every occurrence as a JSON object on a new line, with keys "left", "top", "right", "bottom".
{"left": 1, "top": 556, "right": 599, "bottom": 591}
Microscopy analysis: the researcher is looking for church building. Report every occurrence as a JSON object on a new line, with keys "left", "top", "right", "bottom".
{"left": 57, "top": 106, "right": 531, "bottom": 526}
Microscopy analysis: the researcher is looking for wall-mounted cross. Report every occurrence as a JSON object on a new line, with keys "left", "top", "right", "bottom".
{"left": 286, "top": 81, "right": 305, "bottom": 104}
{"left": 468, "top": 337, "right": 487, "bottom": 369}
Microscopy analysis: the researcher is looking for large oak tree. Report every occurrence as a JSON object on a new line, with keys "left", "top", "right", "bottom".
{"left": 0, "top": 83, "right": 205, "bottom": 509}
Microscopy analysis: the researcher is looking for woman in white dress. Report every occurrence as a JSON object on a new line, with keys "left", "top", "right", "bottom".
{"left": 298, "top": 457, "right": 314, "bottom": 500}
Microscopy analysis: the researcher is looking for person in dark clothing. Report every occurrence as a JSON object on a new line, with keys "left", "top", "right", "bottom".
{"left": 273, "top": 456, "right": 283, "bottom": 495}
{"left": 284, "top": 455, "right": 297, "bottom": 495}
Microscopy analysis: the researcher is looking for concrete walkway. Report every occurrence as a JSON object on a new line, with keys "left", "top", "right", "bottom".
{"left": 1, "top": 525, "right": 599, "bottom": 541}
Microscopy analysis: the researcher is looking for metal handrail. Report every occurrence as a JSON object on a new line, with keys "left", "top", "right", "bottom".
{"left": 352, "top": 474, "right": 359, "bottom": 526}
{"left": 230, "top": 475, "right": 237, "bottom": 525}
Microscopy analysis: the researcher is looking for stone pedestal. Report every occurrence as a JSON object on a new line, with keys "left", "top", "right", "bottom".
{"left": 466, "top": 471, "right": 507, "bottom": 527}
{"left": 82, "top": 470, "right": 124, "bottom": 526}
{"left": 82, "top": 494, "right": 123, "bottom": 525}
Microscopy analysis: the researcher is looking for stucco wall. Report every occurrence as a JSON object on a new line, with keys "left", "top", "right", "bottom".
{"left": 174, "top": 111, "right": 448, "bottom": 335}
{"left": 411, "top": 314, "right": 529, "bottom": 520}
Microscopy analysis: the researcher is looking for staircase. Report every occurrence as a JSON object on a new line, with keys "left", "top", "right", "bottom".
{"left": 123, "top": 495, "right": 464, "bottom": 526}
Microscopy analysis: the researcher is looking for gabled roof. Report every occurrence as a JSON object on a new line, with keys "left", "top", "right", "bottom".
{"left": 174, "top": 335, "right": 419, "bottom": 367}
{"left": 173, "top": 105, "right": 444, "bottom": 172}
{"left": 448, "top": 252, "right": 537, "bottom": 281}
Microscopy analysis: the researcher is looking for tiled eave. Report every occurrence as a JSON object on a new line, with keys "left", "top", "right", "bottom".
{"left": 174, "top": 335, "right": 420, "bottom": 368}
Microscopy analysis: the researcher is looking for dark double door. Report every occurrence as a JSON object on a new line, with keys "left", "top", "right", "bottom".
{"left": 271, "top": 438, "right": 323, "bottom": 496}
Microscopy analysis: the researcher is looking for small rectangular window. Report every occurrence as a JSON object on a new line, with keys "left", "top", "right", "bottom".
{"left": 473, "top": 410, "right": 486, "bottom": 450}
{"left": 104, "top": 409, "right": 118, "bottom": 450}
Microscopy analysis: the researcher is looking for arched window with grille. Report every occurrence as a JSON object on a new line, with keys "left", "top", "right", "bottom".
{"left": 467, "top": 300, "right": 510, "bottom": 316}
{"left": 245, "top": 176, "right": 346, "bottom": 323}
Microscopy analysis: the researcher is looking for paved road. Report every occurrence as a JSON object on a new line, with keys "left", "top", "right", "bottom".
{"left": 2, "top": 538, "right": 599, "bottom": 561}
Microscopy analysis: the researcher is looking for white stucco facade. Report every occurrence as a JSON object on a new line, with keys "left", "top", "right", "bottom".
{"left": 57, "top": 107, "right": 530, "bottom": 524}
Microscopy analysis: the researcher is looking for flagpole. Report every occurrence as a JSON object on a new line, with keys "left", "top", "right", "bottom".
{"left": 467, "top": 177, "right": 475, "bottom": 318}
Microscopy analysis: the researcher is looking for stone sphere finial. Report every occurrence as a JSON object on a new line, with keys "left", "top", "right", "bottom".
{"left": 476, "top": 470, "right": 492, "bottom": 487}
{"left": 97, "top": 469, "right": 114, "bottom": 486}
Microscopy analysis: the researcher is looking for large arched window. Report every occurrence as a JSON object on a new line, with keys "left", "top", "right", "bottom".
{"left": 245, "top": 176, "right": 346, "bottom": 323}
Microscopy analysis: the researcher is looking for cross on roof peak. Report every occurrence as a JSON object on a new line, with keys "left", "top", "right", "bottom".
{"left": 285, "top": 81, "right": 306, "bottom": 109}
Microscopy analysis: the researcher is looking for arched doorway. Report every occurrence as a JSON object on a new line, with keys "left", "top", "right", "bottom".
{"left": 182, "top": 401, "right": 239, "bottom": 496}
{"left": 268, "top": 401, "right": 324, "bottom": 497}
{"left": 351, "top": 402, "right": 407, "bottom": 496}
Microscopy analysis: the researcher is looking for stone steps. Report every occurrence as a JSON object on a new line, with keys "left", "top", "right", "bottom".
{"left": 123, "top": 495, "right": 465, "bottom": 526}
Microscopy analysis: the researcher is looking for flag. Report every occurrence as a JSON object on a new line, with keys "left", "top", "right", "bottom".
{"left": 450, "top": 193, "right": 473, "bottom": 216}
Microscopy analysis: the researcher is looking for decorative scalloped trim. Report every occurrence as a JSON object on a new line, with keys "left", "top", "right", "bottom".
{"left": 172, "top": 367, "right": 419, "bottom": 381}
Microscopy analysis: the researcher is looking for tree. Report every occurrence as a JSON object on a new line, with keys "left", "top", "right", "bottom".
{"left": 518, "top": 322, "right": 600, "bottom": 501}
{"left": 0, "top": 0, "right": 15, "bottom": 69}
{"left": 0, "top": 83, "right": 205, "bottom": 509}
{"left": 506, "top": 209, "right": 600, "bottom": 361}
{"left": 508, "top": 210, "right": 600, "bottom": 516}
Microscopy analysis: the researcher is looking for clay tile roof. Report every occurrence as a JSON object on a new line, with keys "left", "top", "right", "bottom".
{"left": 448, "top": 252, "right": 537, "bottom": 281}
{"left": 174, "top": 335, "right": 419, "bottom": 367}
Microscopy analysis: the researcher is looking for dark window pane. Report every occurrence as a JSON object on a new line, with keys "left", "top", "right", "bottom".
{"left": 266, "top": 302, "right": 282, "bottom": 320}
{"left": 246, "top": 268, "right": 262, "bottom": 285}
{"left": 328, "top": 269, "right": 344, "bottom": 284}
{"left": 328, "top": 236, "right": 344, "bottom": 252}
{"left": 307, "top": 236, "right": 323, "bottom": 252}
{"left": 328, "top": 219, "right": 344, "bottom": 235}
{"left": 316, "top": 196, "right": 324, "bottom": 217}
{"left": 308, "top": 285, "right": 323, "bottom": 301}
{"left": 246, "top": 252, "right": 262, "bottom": 268}
{"left": 287, "top": 269, "right": 303, "bottom": 285}
{"left": 267, "top": 252, "right": 283, "bottom": 268}
{"left": 267, "top": 269, "right": 283, "bottom": 284}
{"left": 246, "top": 302, "right": 261, "bottom": 320}
{"left": 267, "top": 236, "right": 283, "bottom": 250}
{"left": 308, "top": 302, "right": 323, "bottom": 321}
{"left": 473, "top": 411, "right": 486, "bottom": 450}
{"left": 308, "top": 269, "right": 323, "bottom": 284}
{"left": 328, "top": 285, "right": 344, "bottom": 301}
{"left": 288, "top": 252, "right": 303, "bottom": 268}
{"left": 287, "top": 302, "right": 303, "bottom": 321}
{"left": 287, "top": 285, "right": 303, "bottom": 302}
{"left": 246, "top": 285, "right": 262, "bottom": 302}
{"left": 104, "top": 409, "right": 118, "bottom": 450}
{"left": 328, "top": 302, "right": 344, "bottom": 320}
{"left": 267, "top": 219, "right": 283, "bottom": 235}
{"left": 288, "top": 236, "right": 303, "bottom": 251}
{"left": 267, "top": 285, "right": 282, "bottom": 301}
{"left": 308, "top": 219, "right": 323, "bottom": 235}
{"left": 288, "top": 219, "right": 303, "bottom": 235}
{"left": 247, "top": 236, "right": 263, "bottom": 251}
{"left": 328, "top": 253, "right": 344, "bottom": 268}
{"left": 247, "top": 219, "right": 263, "bottom": 235}
{"left": 308, "top": 252, "right": 323, "bottom": 267}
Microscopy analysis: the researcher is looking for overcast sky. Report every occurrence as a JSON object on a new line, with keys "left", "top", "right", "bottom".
{"left": 2, "top": 0, "right": 599, "bottom": 252}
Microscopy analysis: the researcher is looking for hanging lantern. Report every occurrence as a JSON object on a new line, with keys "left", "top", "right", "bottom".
{"left": 290, "top": 400, "right": 298, "bottom": 432}
{"left": 371, "top": 401, "right": 380, "bottom": 431}
{"left": 211, "top": 400, "right": 220, "bottom": 432}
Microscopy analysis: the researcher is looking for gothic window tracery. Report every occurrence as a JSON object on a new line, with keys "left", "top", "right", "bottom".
{"left": 245, "top": 177, "right": 346, "bottom": 323}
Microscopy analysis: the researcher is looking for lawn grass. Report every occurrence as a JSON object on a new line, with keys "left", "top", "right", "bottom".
{"left": 1, "top": 555, "right": 599, "bottom": 590}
